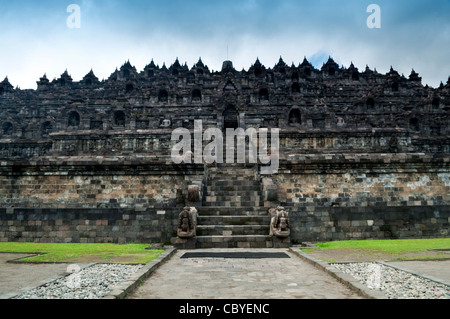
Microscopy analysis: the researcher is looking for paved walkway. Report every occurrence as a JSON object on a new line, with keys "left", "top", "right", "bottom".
{"left": 128, "top": 248, "right": 364, "bottom": 299}
{"left": 384, "top": 260, "right": 450, "bottom": 286}
{"left": 2, "top": 250, "right": 449, "bottom": 300}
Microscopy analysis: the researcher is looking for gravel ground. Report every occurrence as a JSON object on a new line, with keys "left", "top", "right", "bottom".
{"left": 12, "top": 264, "right": 144, "bottom": 299}
{"left": 333, "top": 262, "right": 450, "bottom": 299}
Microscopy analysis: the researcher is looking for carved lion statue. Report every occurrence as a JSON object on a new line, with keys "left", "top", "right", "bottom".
{"left": 177, "top": 207, "right": 198, "bottom": 239}
{"left": 270, "top": 206, "right": 290, "bottom": 238}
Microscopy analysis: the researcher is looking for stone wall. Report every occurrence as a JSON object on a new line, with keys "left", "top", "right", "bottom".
{"left": 0, "top": 152, "right": 448, "bottom": 244}
{"left": 273, "top": 154, "right": 450, "bottom": 242}
{"left": 0, "top": 159, "right": 204, "bottom": 244}
{"left": 0, "top": 166, "right": 185, "bottom": 210}
{"left": 289, "top": 205, "right": 449, "bottom": 243}
{"left": 0, "top": 208, "right": 179, "bottom": 244}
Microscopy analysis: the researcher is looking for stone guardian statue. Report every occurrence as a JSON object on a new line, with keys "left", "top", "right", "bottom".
{"left": 177, "top": 207, "right": 198, "bottom": 239}
{"left": 270, "top": 206, "right": 290, "bottom": 238}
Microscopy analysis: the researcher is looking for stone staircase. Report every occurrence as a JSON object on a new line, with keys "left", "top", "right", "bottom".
{"left": 195, "top": 163, "right": 273, "bottom": 248}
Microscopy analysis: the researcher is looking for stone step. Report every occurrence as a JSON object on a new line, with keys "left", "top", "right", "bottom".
{"left": 208, "top": 179, "right": 260, "bottom": 186}
{"left": 203, "top": 200, "right": 264, "bottom": 207}
{"left": 212, "top": 167, "right": 257, "bottom": 173}
{"left": 198, "top": 215, "right": 271, "bottom": 226}
{"left": 209, "top": 179, "right": 257, "bottom": 184}
{"left": 196, "top": 235, "right": 274, "bottom": 249}
{"left": 197, "top": 225, "right": 270, "bottom": 236}
{"left": 209, "top": 168, "right": 257, "bottom": 174}
{"left": 216, "top": 162, "right": 257, "bottom": 167}
{"left": 207, "top": 186, "right": 261, "bottom": 193}
{"left": 207, "top": 190, "right": 262, "bottom": 197}
{"left": 197, "top": 207, "right": 268, "bottom": 217}
{"left": 205, "top": 195, "right": 262, "bottom": 203}
{"left": 213, "top": 162, "right": 257, "bottom": 167}
{"left": 209, "top": 172, "right": 257, "bottom": 179}
{"left": 195, "top": 163, "right": 268, "bottom": 249}
{"left": 207, "top": 185, "right": 262, "bottom": 192}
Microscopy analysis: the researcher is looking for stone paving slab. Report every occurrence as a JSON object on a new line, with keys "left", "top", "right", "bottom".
{"left": 383, "top": 260, "right": 450, "bottom": 287}
{"left": 0, "top": 253, "right": 88, "bottom": 299}
{"left": 127, "top": 248, "right": 365, "bottom": 299}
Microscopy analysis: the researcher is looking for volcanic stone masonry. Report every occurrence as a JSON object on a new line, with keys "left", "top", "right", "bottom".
{"left": 0, "top": 57, "right": 448, "bottom": 246}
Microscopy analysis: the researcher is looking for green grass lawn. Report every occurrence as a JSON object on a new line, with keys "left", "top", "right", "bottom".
{"left": 314, "top": 238, "right": 450, "bottom": 253}
{"left": 0, "top": 243, "right": 164, "bottom": 264}
{"left": 302, "top": 238, "right": 450, "bottom": 261}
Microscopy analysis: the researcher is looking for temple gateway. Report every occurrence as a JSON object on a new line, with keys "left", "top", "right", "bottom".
{"left": 0, "top": 56, "right": 448, "bottom": 248}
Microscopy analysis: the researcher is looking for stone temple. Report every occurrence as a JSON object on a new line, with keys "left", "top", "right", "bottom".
{"left": 0, "top": 56, "right": 449, "bottom": 248}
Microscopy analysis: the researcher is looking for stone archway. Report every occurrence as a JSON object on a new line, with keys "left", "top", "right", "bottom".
{"left": 114, "top": 111, "right": 126, "bottom": 127}
{"left": 68, "top": 111, "right": 80, "bottom": 127}
{"left": 289, "top": 109, "right": 301, "bottom": 126}
{"left": 223, "top": 105, "right": 239, "bottom": 130}
{"left": 2, "top": 122, "right": 13, "bottom": 136}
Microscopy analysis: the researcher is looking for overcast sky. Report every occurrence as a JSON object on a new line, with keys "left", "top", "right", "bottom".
{"left": 1, "top": 0, "right": 449, "bottom": 89}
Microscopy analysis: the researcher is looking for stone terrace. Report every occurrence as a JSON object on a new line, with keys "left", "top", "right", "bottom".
{"left": 0, "top": 57, "right": 448, "bottom": 245}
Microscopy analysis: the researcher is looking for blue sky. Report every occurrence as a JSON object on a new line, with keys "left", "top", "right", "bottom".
{"left": 1, "top": 0, "right": 449, "bottom": 89}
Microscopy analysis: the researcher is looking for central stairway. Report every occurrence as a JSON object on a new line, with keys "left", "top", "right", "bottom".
{"left": 195, "top": 163, "right": 273, "bottom": 248}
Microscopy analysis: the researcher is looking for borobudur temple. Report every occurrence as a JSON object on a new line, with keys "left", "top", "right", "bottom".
{"left": 0, "top": 56, "right": 448, "bottom": 247}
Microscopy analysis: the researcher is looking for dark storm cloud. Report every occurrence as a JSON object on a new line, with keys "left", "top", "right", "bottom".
{"left": 0, "top": 0, "right": 448, "bottom": 88}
